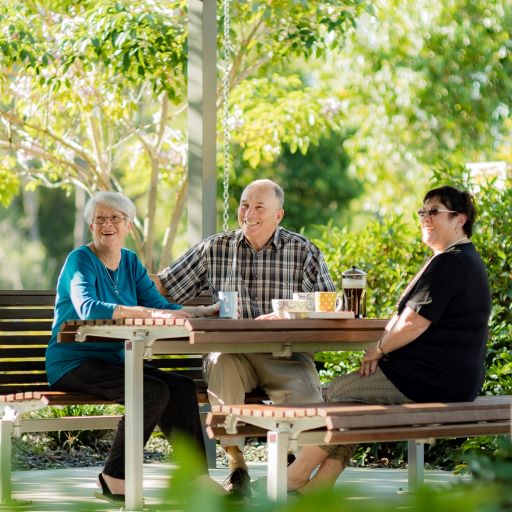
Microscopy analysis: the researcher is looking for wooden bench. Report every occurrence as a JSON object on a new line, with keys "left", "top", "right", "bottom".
{"left": 206, "top": 397, "right": 512, "bottom": 501}
{"left": 0, "top": 289, "right": 270, "bottom": 504}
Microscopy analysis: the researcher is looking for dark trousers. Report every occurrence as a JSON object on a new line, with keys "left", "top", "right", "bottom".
{"left": 53, "top": 359, "right": 207, "bottom": 479}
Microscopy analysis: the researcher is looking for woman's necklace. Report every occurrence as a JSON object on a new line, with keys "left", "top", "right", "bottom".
{"left": 442, "top": 236, "right": 469, "bottom": 252}
{"left": 102, "top": 263, "right": 120, "bottom": 295}
{"left": 91, "top": 245, "right": 121, "bottom": 294}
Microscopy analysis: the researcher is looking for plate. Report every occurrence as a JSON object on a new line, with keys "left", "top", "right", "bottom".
{"left": 307, "top": 311, "right": 355, "bottom": 319}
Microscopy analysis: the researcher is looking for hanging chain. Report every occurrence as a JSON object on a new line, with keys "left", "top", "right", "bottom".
{"left": 222, "top": 0, "right": 232, "bottom": 232}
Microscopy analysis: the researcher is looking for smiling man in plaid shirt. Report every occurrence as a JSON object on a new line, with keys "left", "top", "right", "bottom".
{"left": 157, "top": 179, "right": 335, "bottom": 498}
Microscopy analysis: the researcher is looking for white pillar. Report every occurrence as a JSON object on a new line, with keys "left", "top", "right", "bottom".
{"left": 188, "top": 0, "right": 217, "bottom": 245}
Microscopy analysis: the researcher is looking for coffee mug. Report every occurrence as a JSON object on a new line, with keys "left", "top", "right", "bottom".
{"left": 219, "top": 291, "right": 238, "bottom": 319}
{"left": 272, "top": 299, "right": 308, "bottom": 318}
{"left": 314, "top": 291, "right": 342, "bottom": 312}
{"left": 292, "top": 292, "right": 315, "bottom": 312}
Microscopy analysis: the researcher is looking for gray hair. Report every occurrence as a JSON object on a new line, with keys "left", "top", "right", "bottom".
{"left": 242, "top": 179, "right": 285, "bottom": 208}
{"left": 83, "top": 191, "right": 136, "bottom": 224}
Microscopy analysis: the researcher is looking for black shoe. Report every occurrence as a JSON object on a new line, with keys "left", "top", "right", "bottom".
{"left": 94, "top": 473, "right": 125, "bottom": 503}
{"left": 223, "top": 468, "right": 252, "bottom": 499}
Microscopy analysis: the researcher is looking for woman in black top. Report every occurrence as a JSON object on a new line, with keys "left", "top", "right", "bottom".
{"left": 285, "top": 185, "right": 491, "bottom": 493}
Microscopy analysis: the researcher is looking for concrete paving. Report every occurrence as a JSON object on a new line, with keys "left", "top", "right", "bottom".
{"left": 5, "top": 462, "right": 470, "bottom": 511}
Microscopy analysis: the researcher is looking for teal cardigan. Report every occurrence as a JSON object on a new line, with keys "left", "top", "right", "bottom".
{"left": 45, "top": 246, "right": 181, "bottom": 386}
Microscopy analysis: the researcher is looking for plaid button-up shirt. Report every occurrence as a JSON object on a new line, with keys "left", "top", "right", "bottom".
{"left": 159, "top": 227, "right": 335, "bottom": 318}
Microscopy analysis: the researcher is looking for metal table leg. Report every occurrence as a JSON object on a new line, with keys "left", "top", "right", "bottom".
{"left": 267, "top": 429, "right": 289, "bottom": 502}
{"left": 125, "top": 337, "right": 145, "bottom": 511}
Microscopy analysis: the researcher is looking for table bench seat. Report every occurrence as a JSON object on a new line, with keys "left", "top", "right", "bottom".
{"left": 206, "top": 396, "right": 512, "bottom": 501}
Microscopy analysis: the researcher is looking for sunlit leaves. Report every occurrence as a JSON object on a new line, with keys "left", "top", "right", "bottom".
{"left": 314, "top": 0, "right": 512, "bottom": 217}
{"left": 229, "top": 74, "right": 348, "bottom": 167}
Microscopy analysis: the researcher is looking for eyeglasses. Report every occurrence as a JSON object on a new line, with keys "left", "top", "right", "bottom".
{"left": 417, "top": 207, "right": 458, "bottom": 218}
{"left": 92, "top": 214, "right": 127, "bottom": 225}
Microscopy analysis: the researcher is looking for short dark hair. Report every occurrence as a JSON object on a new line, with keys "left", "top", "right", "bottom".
{"left": 423, "top": 186, "right": 476, "bottom": 237}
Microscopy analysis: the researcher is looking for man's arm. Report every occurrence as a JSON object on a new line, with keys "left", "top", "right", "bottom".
{"left": 149, "top": 274, "right": 167, "bottom": 296}
{"left": 308, "top": 248, "right": 336, "bottom": 291}
{"left": 157, "top": 241, "right": 210, "bottom": 303}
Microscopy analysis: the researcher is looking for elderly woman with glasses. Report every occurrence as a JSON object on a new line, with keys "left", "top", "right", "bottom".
{"left": 45, "top": 191, "right": 217, "bottom": 503}
{"left": 284, "top": 185, "right": 491, "bottom": 493}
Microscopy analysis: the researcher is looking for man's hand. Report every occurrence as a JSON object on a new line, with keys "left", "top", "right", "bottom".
{"left": 195, "top": 303, "right": 220, "bottom": 317}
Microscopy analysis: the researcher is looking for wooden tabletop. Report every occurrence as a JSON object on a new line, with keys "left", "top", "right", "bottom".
{"left": 59, "top": 317, "right": 388, "bottom": 345}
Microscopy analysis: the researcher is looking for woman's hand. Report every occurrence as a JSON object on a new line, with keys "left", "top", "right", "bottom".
{"left": 151, "top": 308, "right": 191, "bottom": 319}
{"left": 114, "top": 305, "right": 192, "bottom": 319}
{"left": 359, "top": 345, "right": 383, "bottom": 377}
{"left": 255, "top": 312, "right": 283, "bottom": 320}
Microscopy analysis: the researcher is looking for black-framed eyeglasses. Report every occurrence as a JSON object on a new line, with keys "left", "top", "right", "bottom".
{"left": 417, "top": 207, "right": 458, "bottom": 218}
{"left": 92, "top": 214, "right": 127, "bottom": 225}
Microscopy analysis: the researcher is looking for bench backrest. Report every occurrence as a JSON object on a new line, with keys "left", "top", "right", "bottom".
{"left": 0, "top": 290, "right": 210, "bottom": 399}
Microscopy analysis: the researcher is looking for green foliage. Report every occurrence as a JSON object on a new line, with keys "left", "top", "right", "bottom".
{"left": 230, "top": 75, "right": 349, "bottom": 168}
{"left": 314, "top": 0, "right": 512, "bottom": 215}
{"left": 30, "top": 404, "right": 121, "bottom": 452}
{"left": 0, "top": 0, "right": 369, "bottom": 272}
{"left": 58, "top": 1, "right": 187, "bottom": 97}
{"left": 224, "top": 131, "right": 362, "bottom": 234}
{"left": 0, "top": 165, "right": 19, "bottom": 207}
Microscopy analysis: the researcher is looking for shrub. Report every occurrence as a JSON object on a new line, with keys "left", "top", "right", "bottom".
{"left": 29, "top": 404, "right": 122, "bottom": 452}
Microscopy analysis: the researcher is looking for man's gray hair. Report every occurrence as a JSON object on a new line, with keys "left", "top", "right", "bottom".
{"left": 243, "top": 179, "right": 285, "bottom": 208}
{"left": 83, "top": 191, "right": 136, "bottom": 224}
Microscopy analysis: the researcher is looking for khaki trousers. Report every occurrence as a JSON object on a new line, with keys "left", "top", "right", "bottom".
{"left": 204, "top": 352, "right": 323, "bottom": 449}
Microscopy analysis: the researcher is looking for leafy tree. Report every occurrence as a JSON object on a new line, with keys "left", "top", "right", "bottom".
{"left": 310, "top": 0, "right": 512, "bottom": 217}
{"left": 0, "top": 0, "right": 368, "bottom": 274}
{"left": 223, "top": 131, "right": 362, "bottom": 234}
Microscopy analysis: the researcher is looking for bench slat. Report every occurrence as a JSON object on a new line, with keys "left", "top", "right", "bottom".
{"left": 0, "top": 291, "right": 55, "bottom": 306}
{"left": 0, "top": 373, "right": 47, "bottom": 385}
{"left": 0, "top": 361, "right": 47, "bottom": 371}
{"left": 0, "top": 335, "right": 51, "bottom": 346}
{"left": 212, "top": 397, "right": 512, "bottom": 419}
{"left": 20, "top": 415, "right": 122, "bottom": 433}
{"left": 327, "top": 407, "right": 511, "bottom": 430}
{"left": 0, "top": 320, "right": 53, "bottom": 331}
{"left": 1, "top": 358, "right": 201, "bottom": 370}
{"left": 0, "top": 384, "right": 54, "bottom": 395}
{"left": 0, "top": 347, "right": 47, "bottom": 358}
{"left": 326, "top": 421, "right": 512, "bottom": 444}
{"left": 0, "top": 307, "right": 54, "bottom": 319}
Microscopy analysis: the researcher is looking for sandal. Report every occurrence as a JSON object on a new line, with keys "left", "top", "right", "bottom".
{"left": 94, "top": 473, "right": 125, "bottom": 503}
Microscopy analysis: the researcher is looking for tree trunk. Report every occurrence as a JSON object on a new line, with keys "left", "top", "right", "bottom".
{"left": 159, "top": 175, "right": 188, "bottom": 269}
{"left": 73, "top": 188, "right": 88, "bottom": 248}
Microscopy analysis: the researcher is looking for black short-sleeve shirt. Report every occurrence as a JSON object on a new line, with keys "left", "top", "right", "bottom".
{"left": 379, "top": 243, "right": 491, "bottom": 402}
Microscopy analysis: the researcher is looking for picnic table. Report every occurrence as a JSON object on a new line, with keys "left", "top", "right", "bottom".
{"left": 59, "top": 317, "right": 386, "bottom": 511}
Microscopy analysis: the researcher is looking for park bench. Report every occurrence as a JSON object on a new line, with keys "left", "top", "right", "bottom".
{"left": 0, "top": 289, "right": 270, "bottom": 505}
{"left": 207, "top": 397, "right": 512, "bottom": 501}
